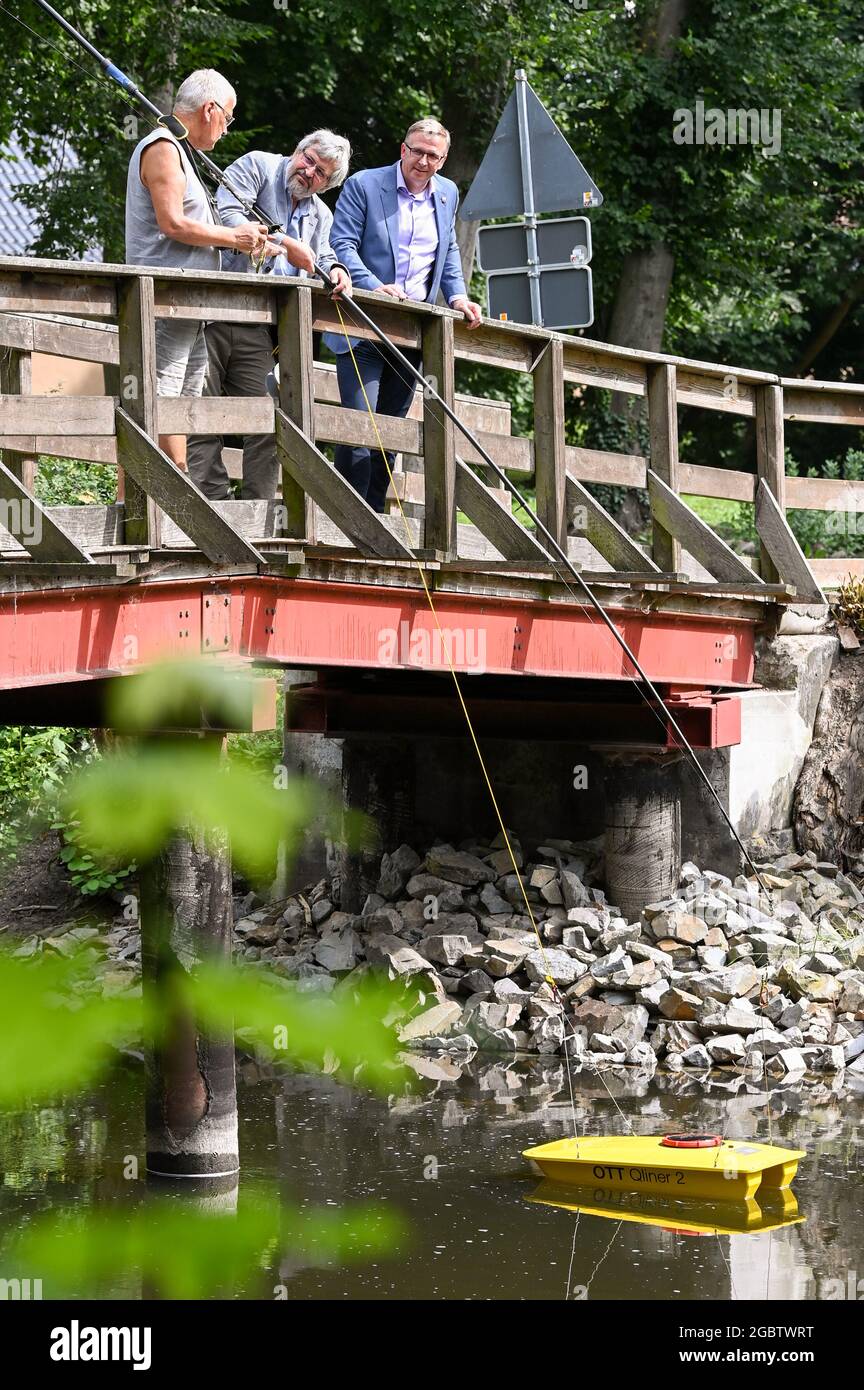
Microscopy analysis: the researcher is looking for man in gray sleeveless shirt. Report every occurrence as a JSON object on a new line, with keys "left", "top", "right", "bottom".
{"left": 125, "top": 69, "right": 270, "bottom": 473}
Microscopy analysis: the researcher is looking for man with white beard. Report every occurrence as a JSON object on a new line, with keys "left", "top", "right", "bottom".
{"left": 187, "top": 130, "right": 352, "bottom": 500}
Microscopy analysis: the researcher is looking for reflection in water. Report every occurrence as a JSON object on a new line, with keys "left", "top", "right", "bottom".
{"left": 0, "top": 1054, "right": 861, "bottom": 1299}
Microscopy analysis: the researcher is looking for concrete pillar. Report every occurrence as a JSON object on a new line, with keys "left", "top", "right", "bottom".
{"left": 340, "top": 736, "right": 415, "bottom": 911}
{"left": 603, "top": 752, "right": 682, "bottom": 921}
{"left": 141, "top": 793, "right": 238, "bottom": 1179}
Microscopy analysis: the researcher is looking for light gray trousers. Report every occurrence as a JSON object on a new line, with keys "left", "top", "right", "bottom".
{"left": 186, "top": 321, "right": 278, "bottom": 500}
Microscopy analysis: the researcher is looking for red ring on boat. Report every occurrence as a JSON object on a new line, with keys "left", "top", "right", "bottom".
{"left": 660, "top": 1133, "right": 723, "bottom": 1149}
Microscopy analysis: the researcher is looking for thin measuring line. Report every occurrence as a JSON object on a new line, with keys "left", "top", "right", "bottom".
{"left": 336, "top": 303, "right": 645, "bottom": 1146}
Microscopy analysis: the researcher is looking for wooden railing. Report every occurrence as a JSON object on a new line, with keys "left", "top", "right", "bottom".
{"left": 0, "top": 255, "right": 861, "bottom": 596}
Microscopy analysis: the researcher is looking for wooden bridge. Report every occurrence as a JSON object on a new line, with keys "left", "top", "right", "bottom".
{"left": 0, "top": 254, "right": 860, "bottom": 742}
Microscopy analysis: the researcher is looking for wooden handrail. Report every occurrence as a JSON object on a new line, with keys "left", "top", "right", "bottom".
{"left": 0, "top": 255, "right": 861, "bottom": 584}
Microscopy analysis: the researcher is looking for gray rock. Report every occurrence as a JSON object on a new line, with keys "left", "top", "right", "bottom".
{"left": 365, "top": 934, "right": 430, "bottom": 977}
{"left": 749, "top": 931, "right": 798, "bottom": 964}
{"left": 590, "top": 945, "right": 633, "bottom": 982}
{"left": 483, "top": 938, "right": 532, "bottom": 977}
{"left": 705, "top": 1033, "right": 747, "bottom": 1064}
{"left": 766, "top": 1047, "right": 808, "bottom": 1077}
{"left": 570, "top": 998, "right": 625, "bottom": 1039}
{"left": 650, "top": 911, "right": 708, "bottom": 945}
{"left": 838, "top": 978, "right": 864, "bottom": 1014}
{"left": 376, "top": 844, "right": 422, "bottom": 899}
{"left": 280, "top": 903, "right": 307, "bottom": 932}
{"left": 681, "top": 1044, "right": 712, "bottom": 1068}
{"left": 561, "top": 870, "right": 591, "bottom": 910}
{"left": 479, "top": 881, "right": 512, "bottom": 916}
{"left": 405, "top": 874, "right": 466, "bottom": 909}
{"left": 425, "top": 847, "right": 496, "bottom": 887}
{"left": 419, "top": 933, "right": 476, "bottom": 968}
{"left": 626, "top": 1042, "right": 657, "bottom": 1068}
{"left": 561, "top": 924, "right": 593, "bottom": 953}
{"left": 638, "top": 980, "right": 672, "bottom": 1011}
{"left": 493, "top": 978, "right": 530, "bottom": 1003}
{"left": 398, "top": 1001, "right": 463, "bottom": 1041}
{"left": 313, "top": 928, "right": 361, "bottom": 972}
{"left": 363, "top": 906, "right": 404, "bottom": 936}
{"left": 524, "top": 947, "right": 583, "bottom": 987}
{"left": 460, "top": 968, "right": 494, "bottom": 996}
{"left": 776, "top": 962, "right": 841, "bottom": 1004}
{"left": 611, "top": 1004, "right": 650, "bottom": 1051}
{"left": 598, "top": 921, "right": 641, "bottom": 952}
{"left": 530, "top": 1014, "right": 565, "bottom": 1053}
{"left": 658, "top": 987, "right": 702, "bottom": 1021}
{"left": 689, "top": 960, "right": 761, "bottom": 1003}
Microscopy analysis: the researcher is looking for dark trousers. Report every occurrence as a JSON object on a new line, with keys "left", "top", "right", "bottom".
{"left": 187, "top": 322, "right": 278, "bottom": 500}
{"left": 334, "top": 340, "right": 421, "bottom": 513}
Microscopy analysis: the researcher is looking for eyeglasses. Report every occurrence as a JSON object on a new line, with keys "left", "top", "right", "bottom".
{"left": 296, "top": 149, "right": 330, "bottom": 181}
{"left": 212, "top": 101, "right": 235, "bottom": 128}
{"left": 403, "top": 141, "right": 446, "bottom": 165}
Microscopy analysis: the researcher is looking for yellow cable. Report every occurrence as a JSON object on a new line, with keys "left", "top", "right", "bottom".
{"left": 334, "top": 300, "right": 560, "bottom": 992}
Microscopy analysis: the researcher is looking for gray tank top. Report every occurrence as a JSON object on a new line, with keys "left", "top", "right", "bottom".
{"left": 125, "top": 127, "right": 221, "bottom": 272}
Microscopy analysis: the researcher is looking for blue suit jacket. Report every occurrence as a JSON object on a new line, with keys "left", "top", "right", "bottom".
{"left": 323, "top": 161, "right": 467, "bottom": 355}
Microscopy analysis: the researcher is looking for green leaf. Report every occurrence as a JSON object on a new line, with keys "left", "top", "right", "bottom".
{"left": 0, "top": 952, "right": 140, "bottom": 1106}
{"left": 182, "top": 963, "right": 408, "bottom": 1095}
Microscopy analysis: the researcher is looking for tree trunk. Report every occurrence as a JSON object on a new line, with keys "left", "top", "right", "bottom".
{"left": 794, "top": 651, "right": 864, "bottom": 867}
{"left": 605, "top": 0, "right": 691, "bottom": 432}
{"left": 606, "top": 242, "right": 676, "bottom": 355}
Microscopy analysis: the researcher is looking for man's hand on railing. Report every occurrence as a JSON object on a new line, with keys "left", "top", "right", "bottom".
{"left": 450, "top": 294, "right": 483, "bottom": 329}
{"left": 230, "top": 221, "right": 270, "bottom": 254}
{"left": 377, "top": 284, "right": 408, "bottom": 300}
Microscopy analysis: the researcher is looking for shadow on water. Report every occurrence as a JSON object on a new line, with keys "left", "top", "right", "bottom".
{"left": 1, "top": 1053, "right": 862, "bottom": 1299}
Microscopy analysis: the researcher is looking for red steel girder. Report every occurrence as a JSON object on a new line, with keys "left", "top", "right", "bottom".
{"left": 0, "top": 574, "right": 755, "bottom": 690}
{"left": 287, "top": 681, "right": 742, "bottom": 749}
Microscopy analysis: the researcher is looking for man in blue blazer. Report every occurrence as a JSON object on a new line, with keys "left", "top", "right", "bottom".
{"left": 324, "top": 119, "right": 482, "bottom": 512}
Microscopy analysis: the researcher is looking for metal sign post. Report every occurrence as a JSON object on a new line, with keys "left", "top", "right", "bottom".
{"left": 515, "top": 70, "right": 543, "bottom": 328}
{"left": 461, "top": 71, "right": 603, "bottom": 330}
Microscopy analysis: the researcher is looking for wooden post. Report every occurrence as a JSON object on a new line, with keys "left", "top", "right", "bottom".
{"left": 647, "top": 362, "right": 681, "bottom": 572}
{"left": 0, "top": 347, "right": 36, "bottom": 490}
{"left": 421, "top": 314, "right": 456, "bottom": 557}
{"left": 755, "top": 383, "right": 785, "bottom": 583}
{"left": 276, "top": 284, "right": 316, "bottom": 542}
{"left": 140, "top": 738, "right": 238, "bottom": 1178}
{"left": 116, "top": 275, "right": 161, "bottom": 548}
{"left": 533, "top": 337, "right": 567, "bottom": 551}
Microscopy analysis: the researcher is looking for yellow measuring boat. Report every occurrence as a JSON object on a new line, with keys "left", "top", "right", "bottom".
{"left": 522, "top": 1133, "right": 806, "bottom": 1203}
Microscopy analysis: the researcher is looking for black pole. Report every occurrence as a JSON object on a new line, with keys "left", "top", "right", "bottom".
{"left": 321, "top": 268, "right": 770, "bottom": 894}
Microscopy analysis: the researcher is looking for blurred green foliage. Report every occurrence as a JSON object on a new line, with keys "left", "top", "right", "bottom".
{"left": 5, "top": 1188, "right": 406, "bottom": 1299}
